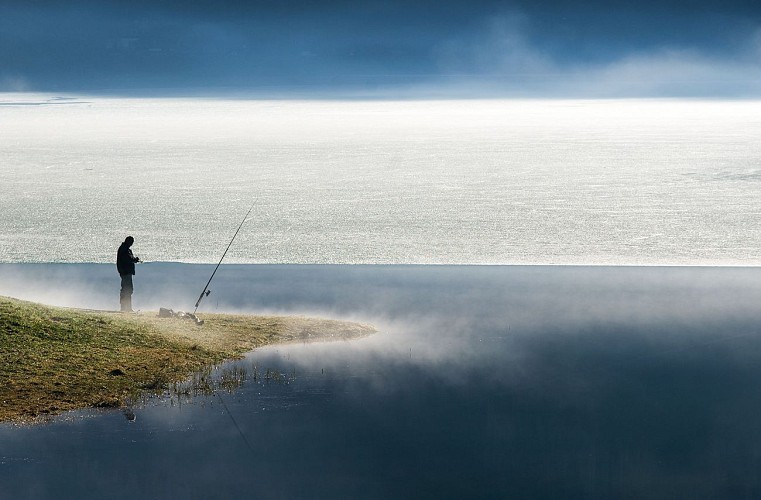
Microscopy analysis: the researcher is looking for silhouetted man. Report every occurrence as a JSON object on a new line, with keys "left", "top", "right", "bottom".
{"left": 117, "top": 236, "right": 140, "bottom": 312}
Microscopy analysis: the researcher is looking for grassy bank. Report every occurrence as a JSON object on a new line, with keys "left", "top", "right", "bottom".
{"left": 0, "top": 296, "right": 374, "bottom": 423}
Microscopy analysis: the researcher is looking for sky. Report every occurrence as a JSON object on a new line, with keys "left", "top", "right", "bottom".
{"left": 1, "top": 0, "right": 761, "bottom": 97}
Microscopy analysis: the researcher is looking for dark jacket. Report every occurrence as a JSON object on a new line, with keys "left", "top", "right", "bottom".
{"left": 117, "top": 243, "right": 138, "bottom": 275}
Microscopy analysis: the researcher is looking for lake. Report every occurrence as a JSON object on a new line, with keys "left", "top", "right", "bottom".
{"left": 3, "top": 264, "right": 761, "bottom": 498}
{"left": 3, "top": 96, "right": 761, "bottom": 497}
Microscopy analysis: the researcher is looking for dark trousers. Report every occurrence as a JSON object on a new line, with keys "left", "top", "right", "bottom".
{"left": 120, "top": 274, "right": 134, "bottom": 312}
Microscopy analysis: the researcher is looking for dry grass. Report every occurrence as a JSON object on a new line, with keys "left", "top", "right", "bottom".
{"left": 0, "top": 296, "right": 374, "bottom": 422}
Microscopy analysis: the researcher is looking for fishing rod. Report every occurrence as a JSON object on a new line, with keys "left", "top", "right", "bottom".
{"left": 193, "top": 202, "right": 255, "bottom": 314}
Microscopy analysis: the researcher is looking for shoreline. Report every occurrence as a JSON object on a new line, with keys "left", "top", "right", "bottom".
{"left": 0, "top": 295, "right": 375, "bottom": 423}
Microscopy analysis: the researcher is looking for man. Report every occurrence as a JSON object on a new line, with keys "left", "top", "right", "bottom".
{"left": 116, "top": 236, "right": 140, "bottom": 312}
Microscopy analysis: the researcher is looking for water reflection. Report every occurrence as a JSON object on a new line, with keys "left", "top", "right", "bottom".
{"left": 2, "top": 265, "right": 761, "bottom": 498}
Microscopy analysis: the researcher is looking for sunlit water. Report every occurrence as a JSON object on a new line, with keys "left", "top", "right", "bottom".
{"left": 3, "top": 264, "right": 761, "bottom": 498}
{"left": 2, "top": 95, "right": 761, "bottom": 265}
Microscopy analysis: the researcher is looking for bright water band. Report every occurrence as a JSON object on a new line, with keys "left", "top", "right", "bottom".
{"left": 1, "top": 97, "right": 760, "bottom": 265}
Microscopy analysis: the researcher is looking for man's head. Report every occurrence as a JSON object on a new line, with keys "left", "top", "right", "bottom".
{"left": 124, "top": 236, "right": 134, "bottom": 247}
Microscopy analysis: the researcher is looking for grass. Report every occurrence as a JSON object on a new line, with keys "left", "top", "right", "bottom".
{"left": 0, "top": 295, "right": 375, "bottom": 423}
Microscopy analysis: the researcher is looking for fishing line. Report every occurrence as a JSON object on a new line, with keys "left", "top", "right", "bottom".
{"left": 194, "top": 202, "right": 255, "bottom": 314}
{"left": 215, "top": 390, "right": 256, "bottom": 454}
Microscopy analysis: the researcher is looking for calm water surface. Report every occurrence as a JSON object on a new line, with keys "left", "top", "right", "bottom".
{"left": 3, "top": 264, "right": 761, "bottom": 498}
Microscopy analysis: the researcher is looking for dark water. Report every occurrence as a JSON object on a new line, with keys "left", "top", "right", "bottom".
{"left": 3, "top": 265, "right": 761, "bottom": 499}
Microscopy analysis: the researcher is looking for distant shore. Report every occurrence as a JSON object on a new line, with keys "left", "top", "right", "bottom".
{"left": 0, "top": 296, "right": 375, "bottom": 423}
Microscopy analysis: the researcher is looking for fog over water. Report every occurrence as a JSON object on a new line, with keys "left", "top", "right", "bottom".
{"left": 3, "top": 264, "right": 761, "bottom": 498}
{"left": 2, "top": 96, "right": 761, "bottom": 265}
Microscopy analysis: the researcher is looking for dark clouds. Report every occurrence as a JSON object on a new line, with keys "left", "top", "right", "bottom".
{"left": 1, "top": 0, "right": 760, "bottom": 96}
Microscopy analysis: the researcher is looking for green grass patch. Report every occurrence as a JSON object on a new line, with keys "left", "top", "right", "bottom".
{"left": 0, "top": 296, "right": 374, "bottom": 423}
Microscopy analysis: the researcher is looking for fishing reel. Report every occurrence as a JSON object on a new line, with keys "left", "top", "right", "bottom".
{"left": 194, "top": 289, "right": 212, "bottom": 309}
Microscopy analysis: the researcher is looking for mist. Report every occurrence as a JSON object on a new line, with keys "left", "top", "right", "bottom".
{"left": 433, "top": 16, "right": 761, "bottom": 97}
{"left": 3, "top": 263, "right": 761, "bottom": 367}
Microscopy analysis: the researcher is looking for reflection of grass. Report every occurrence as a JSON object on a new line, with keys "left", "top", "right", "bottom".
{"left": 0, "top": 295, "right": 374, "bottom": 423}
{"left": 167, "top": 364, "right": 296, "bottom": 406}
{"left": 219, "top": 366, "right": 247, "bottom": 392}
